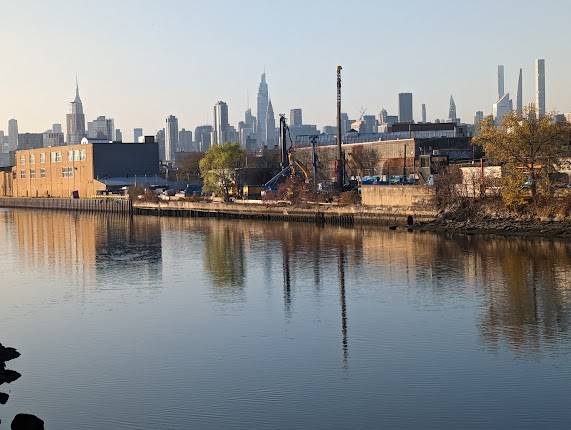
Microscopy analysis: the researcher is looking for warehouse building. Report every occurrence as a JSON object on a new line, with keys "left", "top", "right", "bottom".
{"left": 4, "top": 140, "right": 159, "bottom": 198}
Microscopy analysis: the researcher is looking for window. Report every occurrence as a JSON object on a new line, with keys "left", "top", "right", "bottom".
{"left": 51, "top": 151, "right": 62, "bottom": 162}
{"left": 30, "top": 154, "right": 35, "bottom": 164}
{"left": 40, "top": 153, "right": 46, "bottom": 164}
{"left": 68, "top": 150, "right": 73, "bottom": 162}
{"left": 80, "top": 149, "right": 86, "bottom": 161}
{"left": 40, "top": 168, "right": 46, "bottom": 178}
{"left": 74, "top": 150, "right": 80, "bottom": 161}
{"left": 20, "top": 155, "right": 26, "bottom": 166}
{"left": 61, "top": 167, "right": 74, "bottom": 177}
{"left": 20, "top": 170, "right": 26, "bottom": 179}
{"left": 30, "top": 169, "right": 36, "bottom": 179}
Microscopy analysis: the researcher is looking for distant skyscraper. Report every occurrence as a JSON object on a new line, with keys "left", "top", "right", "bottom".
{"left": 240, "top": 109, "right": 257, "bottom": 149}
{"left": 256, "top": 73, "right": 269, "bottom": 147}
{"left": 213, "top": 101, "right": 230, "bottom": 145}
{"left": 379, "top": 108, "right": 388, "bottom": 124}
{"left": 156, "top": 128, "right": 165, "bottom": 161}
{"left": 66, "top": 80, "right": 86, "bottom": 145}
{"left": 179, "top": 128, "right": 193, "bottom": 151}
{"left": 362, "top": 115, "right": 377, "bottom": 134}
{"left": 195, "top": 125, "right": 213, "bottom": 152}
{"left": 266, "top": 99, "right": 277, "bottom": 147}
{"left": 52, "top": 123, "right": 62, "bottom": 134}
{"left": 134, "top": 128, "right": 143, "bottom": 143}
{"left": 516, "top": 68, "right": 523, "bottom": 115}
{"left": 398, "top": 93, "right": 413, "bottom": 123}
{"left": 115, "top": 129, "right": 122, "bottom": 142}
{"left": 165, "top": 115, "right": 179, "bottom": 162}
{"left": 448, "top": 96, "right": 457, "bottom": 122}
{"left": 421, "top": 104, "right": 427, "bottom": 123}
{"left": 0, "top": 131, "right": 5, "bottom": 153}
{"left": 341, "top": 113, "right": 350, "bottom": 134}
{"left": 87, "top": 116, "right": 115, "bottom": 141}
{"left": 43, "top": 129, "right": 65, "bottom": 147}
{"left": 497, "top": 65, "right": 505, "bottom": 100}
{"left": 474, "top": 110, "right": 484, "bottom": 134}
{"left": 245, "top": 108, "right": 256, "bottom": 133}
{"left": 493, "top": 93, "right": 513, "bottom": 126}
{"left": 8, "top": 119, "right": 18, "bottom": 151}
{"left": 290, "top": 108, "right": 303, "bottom": 126}
{"left": 535, "top": 59, "right": 546, "bottom": 117}
{"left": 17, "top": 133, "right": 43, "bottom": 150}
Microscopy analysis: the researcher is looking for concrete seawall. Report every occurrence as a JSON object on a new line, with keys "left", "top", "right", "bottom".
{"left": 0, "top": 197, "right": 132, "bottom": 214}
{"left": 0, "top": 197, "right": 439, "bottom": 227}
{"left": 133, "top": 200, "right": 438, "bottom": 226}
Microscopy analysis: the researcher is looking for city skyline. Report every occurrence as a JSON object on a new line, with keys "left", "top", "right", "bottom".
{"left": 1, "top": 0, "right": 570, "bottom": 135}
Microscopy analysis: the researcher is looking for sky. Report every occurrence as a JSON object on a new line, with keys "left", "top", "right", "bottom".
{"left": 1, "top": 0, "right": 570, "bottom": 138}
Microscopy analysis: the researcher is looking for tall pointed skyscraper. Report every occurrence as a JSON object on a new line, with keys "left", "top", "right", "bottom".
{"left": 516, "top": 68, "right": 523, "bottom": 115}
{"left": 66, "top": 79, "right": 86, "bottom": 145}
{"left": 266, "top": 99, "right": 276, "bottom": 147}
{"left": 535, "top": 59, "right": 546, "bottom": 117}
{"left": 448, "top": 96, "right": 457, "bottom": 122}
{"left": 256, "top": 73, "right": 269, "bottom": 148}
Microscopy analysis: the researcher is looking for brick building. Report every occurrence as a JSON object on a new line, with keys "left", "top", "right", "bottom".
{"left": 4, "top": 141, "right": 159, "bottom": 198}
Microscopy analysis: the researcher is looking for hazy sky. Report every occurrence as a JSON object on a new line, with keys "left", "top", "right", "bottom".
{"left": 1, "top": 0, "right": 570, "bottom": 137}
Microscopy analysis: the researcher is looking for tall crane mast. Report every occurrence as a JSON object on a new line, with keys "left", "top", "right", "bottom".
{"left": 336, "top": 65, "right": 344, "bottom": 190}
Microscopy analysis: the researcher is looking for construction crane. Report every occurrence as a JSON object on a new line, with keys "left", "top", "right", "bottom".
{"left": 264, "top": 114, "right": 314, "bottom": 191}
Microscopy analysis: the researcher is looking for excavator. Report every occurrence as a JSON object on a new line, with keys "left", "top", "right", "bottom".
{"left": 264, "top": 115, "right": 314, "bottom": 192}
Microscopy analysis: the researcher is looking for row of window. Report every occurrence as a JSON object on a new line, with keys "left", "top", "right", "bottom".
{"left": 19, "top": 167, "right": 74, "bottom": 179}
{"left": 20, "top": 149, "right": 86, "bottom": 166}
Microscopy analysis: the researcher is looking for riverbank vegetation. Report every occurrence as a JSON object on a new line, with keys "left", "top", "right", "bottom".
{"left": 436, "top": 108, "right": 571, "bottom": 221}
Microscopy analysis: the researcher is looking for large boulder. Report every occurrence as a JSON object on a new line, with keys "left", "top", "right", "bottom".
{"left": 11, "top": 414, "right": 44, "bottom": 430}
{"left": 0, "top": 344, "right": 20, "bottom": 363}
{"left": 0, "top": 369, "right": 21, "bottom": 385}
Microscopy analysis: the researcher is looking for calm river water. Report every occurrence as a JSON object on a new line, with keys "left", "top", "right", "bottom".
{"left": 0, "top": 208, "right": 570, "bottom": 429}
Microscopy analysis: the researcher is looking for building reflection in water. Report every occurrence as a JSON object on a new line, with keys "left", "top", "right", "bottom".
{"left": 5, "top": 207, "right": 571, "bottom": 360}
{"left": 474, "top": 238, "right": 571, "bottom": 354}
{"left": 177, "top": 218, "right": 571, "bottom": 359}
{"left": 7, "top": 209, "right": 163, "bottom": 289}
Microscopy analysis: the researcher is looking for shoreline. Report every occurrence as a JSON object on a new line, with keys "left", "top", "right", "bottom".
{"left": 415, "top": 218, "right": 571, "bottom": 238}
{"left": 0, "top": 197, "right": 569, "bottom": 238}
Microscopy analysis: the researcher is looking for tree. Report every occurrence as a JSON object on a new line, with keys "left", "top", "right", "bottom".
{"left": 199, "top": 143, "right": 245, "bottom": 201}
{"left": 474, "top": 107, "right": 570, "bottom": 207}
{"left": 178, "top": 152, "right": 203, "bottom": 177}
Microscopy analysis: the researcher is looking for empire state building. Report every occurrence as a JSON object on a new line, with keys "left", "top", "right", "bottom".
{"left": 66, "top": 80, "right": 86, "bottom": 145}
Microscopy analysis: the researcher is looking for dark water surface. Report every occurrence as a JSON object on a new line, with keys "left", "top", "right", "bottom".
{"left": 1, "top": 208, "right": 570, "bottom": 429}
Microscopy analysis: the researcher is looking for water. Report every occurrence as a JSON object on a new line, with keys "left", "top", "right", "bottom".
{"left": 0, "top": 208, "right": 570, "bottom": 429}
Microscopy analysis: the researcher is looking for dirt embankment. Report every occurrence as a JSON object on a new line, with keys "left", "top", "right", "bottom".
{"left": 416, "top": 201, "right": 571, "bottom": 238}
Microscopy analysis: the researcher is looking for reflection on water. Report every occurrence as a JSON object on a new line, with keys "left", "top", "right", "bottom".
{"left": 7, "top": 208, "right": 570, "bottom": 355}
{"left": 3, "top": 209, "right": 163, "bottom": 289}
{"left": 475, "top": 239, "right": 571, "bottom": 354}
{"left": 1, "top": 209, "right": 571, "bottom": 429}
{"left": 154, "top": 216, "right": 571, "bottom": 357}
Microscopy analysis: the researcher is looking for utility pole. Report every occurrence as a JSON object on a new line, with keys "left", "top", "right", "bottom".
{"left": 336, "top": 65, "right": 344, "bottom": 191}
{"left": 311, "top": 135, "right": 318, "bottom": 191}
{"left": 279, "top": 114, "right": 288, "bottom": 170}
